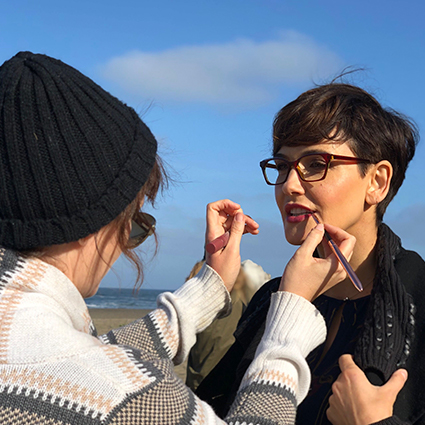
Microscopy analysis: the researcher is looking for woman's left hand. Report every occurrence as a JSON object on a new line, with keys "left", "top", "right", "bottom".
{"left": 326, "top": 355, "right": 408, "bottom": 425}
{"left": 205, "top": 199, "right": 259, "bottom": 292}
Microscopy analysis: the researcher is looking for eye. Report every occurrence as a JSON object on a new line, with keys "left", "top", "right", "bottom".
{"left": 274, "top": 160, "right": 290, "bottom": 174}
{"left": 304, "top": 155, "right": 327, "bottom": 171}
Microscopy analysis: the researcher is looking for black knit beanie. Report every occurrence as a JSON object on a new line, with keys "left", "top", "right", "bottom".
{"left": 0, "top": 51, "right": 157, "bottom": 250}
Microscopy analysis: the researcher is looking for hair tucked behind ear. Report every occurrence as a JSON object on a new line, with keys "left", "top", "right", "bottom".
{"left": 113, "top": 155, "right": 170, "bottom": 291}
{"left": 21, "top": 155, "right": 170, "bottom": 291}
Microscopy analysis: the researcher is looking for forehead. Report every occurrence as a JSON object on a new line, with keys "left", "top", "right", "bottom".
{"left": 275, "top": 141, "right": 355, "bottom": 160}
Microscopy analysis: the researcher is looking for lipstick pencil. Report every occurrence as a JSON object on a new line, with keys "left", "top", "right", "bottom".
{"left": 205, "top": 231, "right": 230, "bottom": 255}
{"left": 312, "top": 214, "right": 363, "bottom": 292}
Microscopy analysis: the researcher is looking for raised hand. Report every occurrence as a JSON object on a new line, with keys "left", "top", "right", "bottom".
{"left": 205, "top": 199, "right": 259, "bottom": 292}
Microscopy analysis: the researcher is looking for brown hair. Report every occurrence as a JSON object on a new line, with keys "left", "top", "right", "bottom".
{"left": 23, "top": 155, "right": 169, "bottom": 291}
{"left": 112, "top": 155, "right": 169, "bottom": 290}
{"left": 273, "top": 83, "right": 419, "bottom": 223}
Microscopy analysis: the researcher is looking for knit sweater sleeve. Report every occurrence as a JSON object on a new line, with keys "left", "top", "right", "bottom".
{"left": 372, "top": 416, "right": 420, "bottom": 425}
{"left": 371, "top": 419, "right": 403, "bottom": 425}
{"left": 100, "top": 263, "right": 232, "bottom": 364}
{"left": 223, "top": 291, "right": 326, "bottom": 424}
{"left": 100, "top": 268, "right": 326, "bottom": 424}
{"left": 102, "top": 290, "right": 326, "bottom": 425}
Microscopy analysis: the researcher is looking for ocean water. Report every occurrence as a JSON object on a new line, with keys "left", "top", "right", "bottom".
{"left": 85, "top": 287, "right": 165, "bottom": 310}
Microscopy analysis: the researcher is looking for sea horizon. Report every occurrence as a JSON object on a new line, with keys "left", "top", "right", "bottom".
{"left": 86, "top": 287, "right": 168, "bottom": 310}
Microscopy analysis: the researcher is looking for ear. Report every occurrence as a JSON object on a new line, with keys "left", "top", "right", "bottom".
{"left": 365, "top": 160, "right": 393, "bottom": 205}
{"left": 78, "top": 234, "right": 93, "bottom": 247}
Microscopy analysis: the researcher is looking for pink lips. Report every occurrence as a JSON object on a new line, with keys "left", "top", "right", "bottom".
{"left": 285, "top": 204, "right": 314, "bottom": 223}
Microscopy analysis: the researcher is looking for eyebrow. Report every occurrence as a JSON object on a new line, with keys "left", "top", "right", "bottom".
{"left": 274, "top": 149, "right": 332, "bottom": 160}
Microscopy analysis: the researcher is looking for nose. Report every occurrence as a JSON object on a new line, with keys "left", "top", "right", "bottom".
{"left": 280, "top": 167, "right": 305, "bottom": 195}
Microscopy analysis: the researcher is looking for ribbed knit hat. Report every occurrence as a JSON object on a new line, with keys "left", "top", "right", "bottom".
{"left": 0, "top": 51, "right": 157, "bottom": 250}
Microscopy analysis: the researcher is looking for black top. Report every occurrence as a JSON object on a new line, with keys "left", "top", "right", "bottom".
{"left": 196, "top": 225, "right": 425, "bottom": 424}
{"left": 297, "top": 295, "right": 370, "bottom": 424}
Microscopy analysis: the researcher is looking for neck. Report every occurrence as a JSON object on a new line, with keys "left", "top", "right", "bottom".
{"left": 39, "top": 240, "right": 102, "bottom": 298}
{"left": 322, "top": 221, "right": 379, "bottom": 300}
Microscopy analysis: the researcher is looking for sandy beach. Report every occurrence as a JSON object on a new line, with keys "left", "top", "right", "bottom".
{"left": 89, "top": 308, "right": 187, "bottom": 381}
{"left": 89, "top": 308, "right": 151, "bottom": 335}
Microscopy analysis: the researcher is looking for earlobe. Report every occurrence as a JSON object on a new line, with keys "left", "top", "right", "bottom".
{"left": 366, "top": 161, "right": 393, "bottom": 205}
{"left": 78, "top": 235, "right": 91, "bottom": 247}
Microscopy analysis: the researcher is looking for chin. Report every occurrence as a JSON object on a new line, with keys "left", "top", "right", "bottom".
{"left": 284, "top": 224, "right": 309, "bottom": 246}
{"left": 284, "top": 230, "right": 307, "bottom": 246}
{"left": 286, "top": 236, "right": 305, "bottom": 246}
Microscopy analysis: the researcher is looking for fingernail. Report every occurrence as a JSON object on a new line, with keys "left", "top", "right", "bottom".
{"left": 399, "top": 369, "right": 408, "bottom": 379}
{"left": 235, "top": 213, "right": 244, "bottom": 222}
{"left": 316, "top": 223, "right": 324, "bottom": 231}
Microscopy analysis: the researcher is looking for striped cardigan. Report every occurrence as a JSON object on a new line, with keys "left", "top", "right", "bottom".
{"left": 0, "top": 248, "right": 325, "bottom": 424}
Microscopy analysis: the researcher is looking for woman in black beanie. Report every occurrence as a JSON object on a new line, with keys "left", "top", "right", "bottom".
{"left": 0, "top": 51, "right": 355, "bottom": 424}
{"left": 196, "top": 82, "right": 425, "bottom": 424}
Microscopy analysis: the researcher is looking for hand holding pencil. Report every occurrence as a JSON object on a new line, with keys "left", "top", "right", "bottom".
{"left": 311, "top": 214, "right": 363, "bottom": 292}
{"left": 279, "top": 219, "right": 357, "bottom": 301}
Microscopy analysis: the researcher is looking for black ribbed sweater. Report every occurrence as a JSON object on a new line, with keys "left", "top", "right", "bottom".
{"left": 197, "top": 224, "right": 425, "bottom": 424}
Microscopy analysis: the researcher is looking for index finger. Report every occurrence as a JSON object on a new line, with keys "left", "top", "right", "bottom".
{"left": 323, "top": 223, "right": 356, "bottom": 260}
{"left": 324, "top": 223, "right": 352, "bottom": 242}
{"left": 242, "top": 215, "right": 259, "bottom": 235}
{"left": 207, "top": 199, "right": 241, "bottom": 216}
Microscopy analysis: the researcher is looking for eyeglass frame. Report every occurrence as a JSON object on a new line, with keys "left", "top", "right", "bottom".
{"left": 128, "top": 212, "right": 156, "bottom": 249}
{"left": 259, "top": 153, "right": 372, "bottom": 186}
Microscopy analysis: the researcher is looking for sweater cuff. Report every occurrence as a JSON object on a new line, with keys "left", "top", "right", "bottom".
{"left": 264, "top": 291, "right": 326, "bottom": 357}
{"left": 241, "top": 291, "right": 326, "bottom": 404}
{"left": 156, "top": 263, "right": 231, "bottom": 364}
{"left": 172, "top": 263, "right": 232, "bottom": 332}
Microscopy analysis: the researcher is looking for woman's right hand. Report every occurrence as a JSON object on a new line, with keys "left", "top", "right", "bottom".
{"left": 205, "top": 199, "right": 259, "bottom": 292}
{"left": 279, "top": 223, "right": 356, "bottom": 301}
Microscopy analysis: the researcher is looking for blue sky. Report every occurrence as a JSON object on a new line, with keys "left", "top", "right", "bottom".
{"left": 1, "top": 0, "right": 424, "bottom": 289}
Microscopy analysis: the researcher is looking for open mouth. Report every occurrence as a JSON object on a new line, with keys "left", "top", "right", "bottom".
{"left": 288, "top": 208, "right": 313, "bottom": 217}
{"left": 286, "top": 207, "right": 315, "bottom": 223}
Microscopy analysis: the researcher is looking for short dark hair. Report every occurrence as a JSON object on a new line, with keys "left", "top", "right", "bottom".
{"left": 272, "top": 83, "right": 419, "bottom": 223}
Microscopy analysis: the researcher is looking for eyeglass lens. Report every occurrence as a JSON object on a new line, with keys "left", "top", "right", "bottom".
{"left": 128, "top": 213, "right": 156, "bottom": 248}
{"left": 265, "top": 154, "right": 329, "bottom": 184}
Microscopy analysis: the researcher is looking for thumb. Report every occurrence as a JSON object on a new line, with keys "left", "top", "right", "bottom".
{"left": 227, "top": 213, "right": 245, "bottom": 249}
{"left": 384, "top": 369, "right": 408, "bottom": 397}
{"left": 338, "top": 354, "right": 358, "bottom": 372}
{"left": 296, "top": 223, "right": 325, "bottom": 257}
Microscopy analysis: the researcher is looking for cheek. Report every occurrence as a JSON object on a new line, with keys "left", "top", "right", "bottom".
{"left": 274, "top": 185, "right": 284, "bottom": 210}
{"left": 110, "top": 240, "right": 122, "bottom": 263}
{"left": 100, "top": 233, "right": 123, "bottom": 271}
{"left": 315, "top": 180, "right": 367, "bottom": 226}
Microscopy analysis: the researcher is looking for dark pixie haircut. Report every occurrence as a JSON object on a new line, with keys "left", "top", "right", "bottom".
{"left": 273, "top": 83, "right": 419, "bottom": 223}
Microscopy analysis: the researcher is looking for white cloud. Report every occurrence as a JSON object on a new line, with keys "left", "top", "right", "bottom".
{"left": 101, "top": 31, "right": 344, "bottom": 106}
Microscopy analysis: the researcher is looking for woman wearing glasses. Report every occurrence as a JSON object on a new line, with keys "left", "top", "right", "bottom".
{"left": 0, "top": 52, "right": 356, "bottom": 425}
{"left": 197, "top": 83, "right": 425, "bottom": 424}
